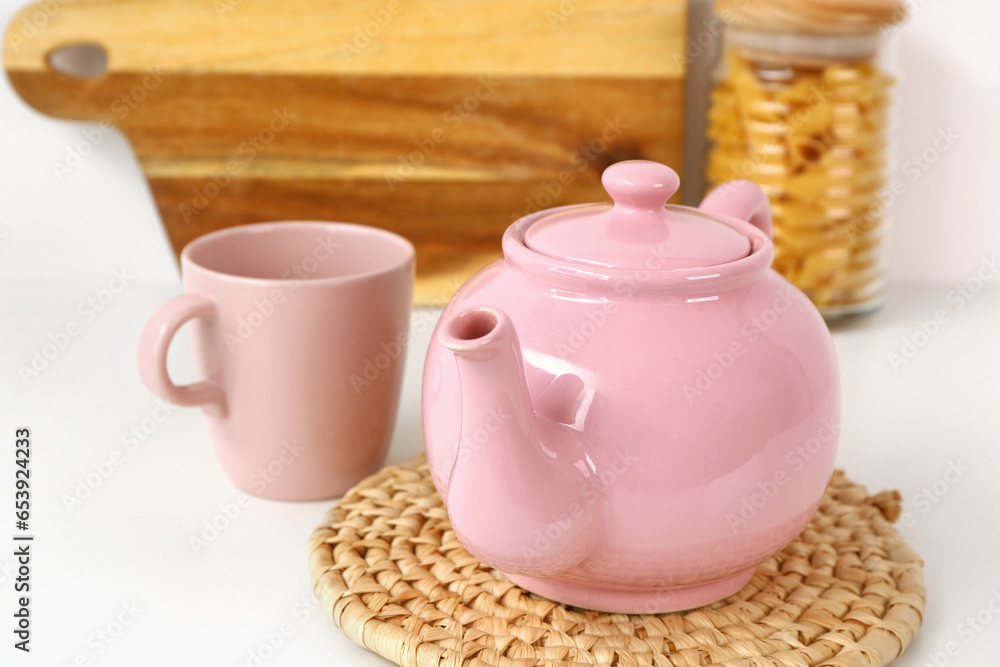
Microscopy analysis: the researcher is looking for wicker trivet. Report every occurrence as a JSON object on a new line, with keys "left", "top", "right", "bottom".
{"left": 308, "top": 456, "right": 925, "bottom": 667}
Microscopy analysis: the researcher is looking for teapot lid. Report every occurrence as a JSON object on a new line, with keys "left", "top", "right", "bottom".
{"left": 523, "top": 161, "right": 752, "bottom": 270}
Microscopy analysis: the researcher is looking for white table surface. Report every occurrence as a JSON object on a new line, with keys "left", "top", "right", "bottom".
{"left": 2, "top": 271, "right": 999, "bottom": 666}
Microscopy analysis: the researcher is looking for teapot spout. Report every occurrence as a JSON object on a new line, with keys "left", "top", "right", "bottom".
{"left": 437, "top": 307, "right": 596, "bottom": 576}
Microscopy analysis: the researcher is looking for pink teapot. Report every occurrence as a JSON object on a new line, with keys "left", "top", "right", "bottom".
{"left": 422, "top": 160, "right": 840, "bottom": 613}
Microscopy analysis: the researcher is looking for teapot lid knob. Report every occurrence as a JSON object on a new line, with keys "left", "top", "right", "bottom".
{"left": 602, "top": 160, "right": 680, "bottom": 213}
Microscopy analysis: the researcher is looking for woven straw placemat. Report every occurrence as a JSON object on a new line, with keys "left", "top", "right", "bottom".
{"left": 308, "top": 455, "right": 925, "bottom": 667}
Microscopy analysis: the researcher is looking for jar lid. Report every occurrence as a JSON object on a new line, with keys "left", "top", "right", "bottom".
{"left": 715, "top": 0, "right": 907, "bottom": 34}
{"left": 523, "top": 161, "right": 751, "bottom": 270}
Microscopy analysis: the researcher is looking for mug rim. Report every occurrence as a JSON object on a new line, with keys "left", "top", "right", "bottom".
{"left": 179, "top": 221, "right": 415, "bottom": 286}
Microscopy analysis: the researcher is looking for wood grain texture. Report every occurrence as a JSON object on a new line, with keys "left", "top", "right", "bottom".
{"left": 4, "top": 0, "right": 686, "bottom": 304}
{"left": 4, "top": 0, "right": 686, "bottom": 75}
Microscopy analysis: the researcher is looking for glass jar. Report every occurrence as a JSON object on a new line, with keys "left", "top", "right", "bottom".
{"left": 706, "top": 0, "right": 905, "bottom": 321}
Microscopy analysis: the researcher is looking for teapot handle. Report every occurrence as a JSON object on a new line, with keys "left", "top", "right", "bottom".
{"left": 699, "top": 181, "right": 772, "bottom": 239}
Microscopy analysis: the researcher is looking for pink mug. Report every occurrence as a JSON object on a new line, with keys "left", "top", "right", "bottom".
{"left": 138, "top": 222, "right": 414, "bottom": 500}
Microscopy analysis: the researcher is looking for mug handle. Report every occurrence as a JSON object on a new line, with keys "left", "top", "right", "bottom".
{"left": 699, "top": 180, "right": 773, "bottom": 239}
{"left": 137, "top": 293, "right": 226, "bottom": 417}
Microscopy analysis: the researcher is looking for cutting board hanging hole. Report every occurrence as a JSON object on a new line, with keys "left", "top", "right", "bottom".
{"left": 46, "top": 43, "right": 107, "bottom": 78}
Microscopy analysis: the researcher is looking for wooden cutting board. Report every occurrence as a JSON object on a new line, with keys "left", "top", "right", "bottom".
{"left": 4, "top": 0, "right": 686, "bottom": 304}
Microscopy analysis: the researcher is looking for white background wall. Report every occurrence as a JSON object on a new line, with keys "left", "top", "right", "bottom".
{"left": 883, "top": 0, "right": 1000, "bottom": 284}
{"left": 1, "top": 0, "right": 997, "bottom": 286}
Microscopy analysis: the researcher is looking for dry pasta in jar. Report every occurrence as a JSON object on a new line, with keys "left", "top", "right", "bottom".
{"left": 707, "top": 1, "right": 905, "bottom": 320}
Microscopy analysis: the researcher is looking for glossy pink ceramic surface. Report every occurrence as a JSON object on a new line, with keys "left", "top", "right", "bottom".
{"left": 422, "top": 161, "right": 840, "bottom": 613}
{"left": 139, "top": 222, "right": 414, "bottom": 501}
